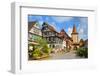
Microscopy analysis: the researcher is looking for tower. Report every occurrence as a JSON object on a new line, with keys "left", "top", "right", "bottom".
{"left": 71, "top": 25, "right": 78, "bottom": 44}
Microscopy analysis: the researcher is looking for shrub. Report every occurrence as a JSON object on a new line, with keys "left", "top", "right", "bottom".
{"left": 42, "top": 45, "right": 52, "bottom": 54}
{"left": 35, "top": 37, "right": 52, "bottom": 54}
{"left": 76, "top": 47, "right": 88, "bottom": 58}
{"left": 32, "top": 37, "right": 52, "bottom": 59}
{"left": 32, "top": 48, "right": 42, "bottom": 57}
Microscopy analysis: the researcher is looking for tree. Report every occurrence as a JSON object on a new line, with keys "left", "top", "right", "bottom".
{"left": 32, "top": 37, "right": 52, "bottom": 59}
{"left": 79, "top": 39, "right": 85, "bottom": 47}
{"left": 36, "top": 37, "right": 52, "bottom": 54}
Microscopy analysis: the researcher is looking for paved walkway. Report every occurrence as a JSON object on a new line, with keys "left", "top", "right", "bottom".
{"left": 41, "top": 51, "right": 82, "bottom": 60}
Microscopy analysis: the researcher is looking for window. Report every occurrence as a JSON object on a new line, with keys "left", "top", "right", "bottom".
{"left": 49, "top": 45, "right": 51, "bottom": 48}
{"left": 45, "top": 32, "right": 47, "bottom": 35}
{"left": 52, "top": 32, "right": 54, "bottom": 35}
{"left": 47, "top": 32, "right": 49, "bottom": 35}
{"left": 49, "top": 32, "right": 52, "bottom": 35}
{"left": 33, "top": 28, "right": 41, "bottom": 35}
{"left": 45, "top": 27, "right": 47, "bottom": 30}
{"left": 49, "top": 37, "right": 51, "bottom": 41}
{"left": 53, "top": 45, "right": 55, "bottom": 48}
{"left": 51, "top": 37, "right": 53, "bottom": 41}
{"left": 47, "top": 37, "right": 49, "bottom": 41}
{"left": 55, "top": 33, "right": 58, "bottom": 36}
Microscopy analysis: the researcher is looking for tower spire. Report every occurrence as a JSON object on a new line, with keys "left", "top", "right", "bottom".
{"left": 72, "top": 24, "right": 77, "bottom": 33}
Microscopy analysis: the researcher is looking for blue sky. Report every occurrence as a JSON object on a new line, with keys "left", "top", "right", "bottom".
{"left": 28, "top": 15, "right": 88, "bottom": 40}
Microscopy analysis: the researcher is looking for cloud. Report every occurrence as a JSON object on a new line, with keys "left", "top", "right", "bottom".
{"left": 78, "top": 23, "right": 88, "bottom": 40}
{"left": 67, "top": 27, "right": 72, "bottom": 37}
{"left": 52, "top": 16, "right": 73, "bottom": 23}
{"left": 38, "top": 21, "right": 43, "bottom": 25}
{"left": 49, "top": 22, "right": 57, "bottom": 30}
{"left": 45, "top": 17, "right": 50, "bottom": 21}
{"left": 28, "top": 15, "right": 43, "bottom": 22}
{"left": 48, "top": 21, "right": 61, "bottom": 32}
{"left": 79, "top": 28, "right": 84, "bottom": 34}
{"left": 79, "top": 34, "right": 88, "bottom": 40}
{"left": 80, "top": 17, "right": 88, "bottom": 24}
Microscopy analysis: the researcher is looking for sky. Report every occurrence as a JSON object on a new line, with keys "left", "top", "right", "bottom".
{"left": 28, "top": 15, "right": 88, "bottom": 40}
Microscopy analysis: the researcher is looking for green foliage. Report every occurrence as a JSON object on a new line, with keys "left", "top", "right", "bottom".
{"left": 41, "top": 45, "right": 52, "bottom": 54}
{"left": 76, "top": 47, "right": 88, "bottom": 58}
{"left": 36, "top": 37, "right": 48, "bottom": 47}
{"left": 36, "top": 37, "right": 52, "bottom": 53}
{"left": 32, "top": 48, "right": 42, "bottom": 57}
{"left": 32, "top": 37, "right": 52, "bottom": 59}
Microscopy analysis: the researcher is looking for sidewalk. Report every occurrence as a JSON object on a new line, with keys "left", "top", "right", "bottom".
{"left": 40, "top": 51, "right": 82, "bottom": 60}
{"left": 50, "top": 51, "right": 81, "bottom": 59}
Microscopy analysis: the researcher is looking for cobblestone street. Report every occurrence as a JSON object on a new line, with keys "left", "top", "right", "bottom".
{"left": 40, "top": 50, "right": 82, "bottom": 60}
{"left": 51, "top": 51, "right": 81, "bottom": 59}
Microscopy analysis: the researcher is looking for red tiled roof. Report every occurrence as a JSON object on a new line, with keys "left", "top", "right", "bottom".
{"left": 59, "top": 29, "right": 72, "bottom": 41}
